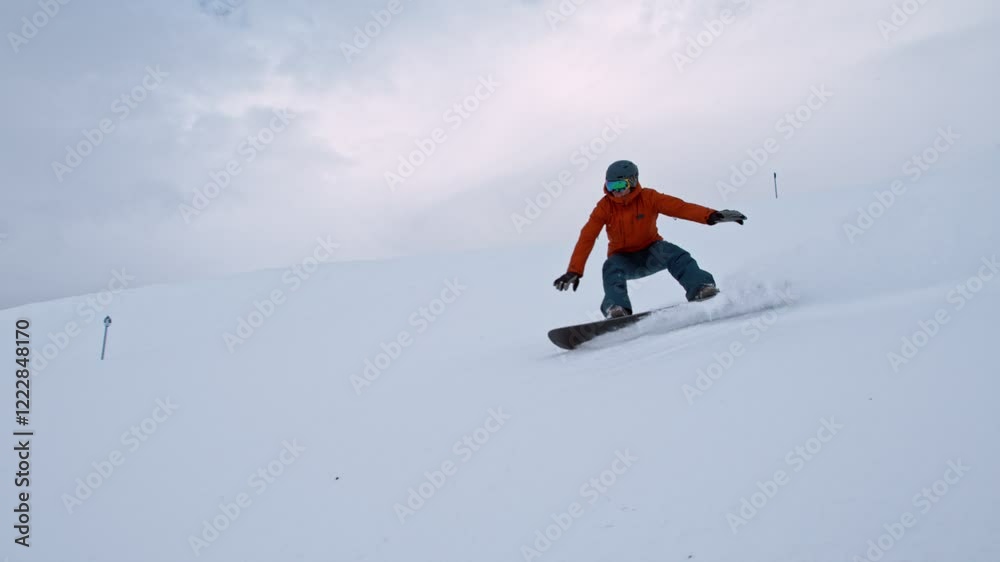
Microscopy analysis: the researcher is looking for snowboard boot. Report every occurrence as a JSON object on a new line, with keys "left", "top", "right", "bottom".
{"left": 689, "top": 283, "right": 720, "bottom": 302}
{"left": 605, "top": 305, "right": 632, "bottom": 319}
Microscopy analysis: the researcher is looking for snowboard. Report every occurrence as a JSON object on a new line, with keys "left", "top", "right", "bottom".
{"left": 547, "top": 304, "right": 682, "bottom": 350}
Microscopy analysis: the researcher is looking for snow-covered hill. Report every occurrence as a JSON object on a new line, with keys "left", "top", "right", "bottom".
{"left": 4, "top": 177, "right": 999, "bottom": 562}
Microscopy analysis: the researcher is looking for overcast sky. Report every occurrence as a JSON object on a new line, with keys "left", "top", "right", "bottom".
{"left": 1, "top": 0, "right": 997, "bottom": 309}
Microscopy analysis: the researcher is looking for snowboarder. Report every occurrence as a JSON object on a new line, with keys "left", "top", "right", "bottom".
{"left": 553, "top": 160, "right": 747, "bottom": 318}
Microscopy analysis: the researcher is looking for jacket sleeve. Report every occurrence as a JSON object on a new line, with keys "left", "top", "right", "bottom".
{"left": 650, "top": 189, "right": 716, "bottom": 224}
{"left": 567, "top": 203, "right": 608, "bottom": 276}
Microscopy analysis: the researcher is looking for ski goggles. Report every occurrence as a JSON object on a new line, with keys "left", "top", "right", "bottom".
{"left": 605, "top": 178, "right": 633, "bottom": 192}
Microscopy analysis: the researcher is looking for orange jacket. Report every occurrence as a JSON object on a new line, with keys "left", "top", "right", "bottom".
{"left": 567, "top": 184, "right": 716, "bottom": 276}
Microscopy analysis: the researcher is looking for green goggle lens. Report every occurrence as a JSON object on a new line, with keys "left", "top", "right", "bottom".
{"left": 606, "top": 179, "right": 630, "bottom": 192}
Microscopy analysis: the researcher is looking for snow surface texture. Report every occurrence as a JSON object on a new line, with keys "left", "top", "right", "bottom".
{"left": 3, "top": 179, "right": 999, "bottom": 562}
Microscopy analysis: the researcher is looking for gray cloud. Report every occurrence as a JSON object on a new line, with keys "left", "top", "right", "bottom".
{"left": 1, "top": 0, "right": 998, "bottom": 309}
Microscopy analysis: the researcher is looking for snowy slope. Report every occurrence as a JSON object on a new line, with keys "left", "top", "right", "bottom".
{"left": 4, "top": 177, "right": 1000, "bottom": 562}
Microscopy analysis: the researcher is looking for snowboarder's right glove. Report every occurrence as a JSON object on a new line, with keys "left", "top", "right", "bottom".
{"left": 707, "top": 210, "right": 747, "bottom": 225}
{"left": 554, "top": 272, "right": 581, "bottom": 292}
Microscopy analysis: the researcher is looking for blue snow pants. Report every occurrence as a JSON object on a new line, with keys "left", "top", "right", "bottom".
{"left": 600, "top": 240, "right": 715, "bottom": 315}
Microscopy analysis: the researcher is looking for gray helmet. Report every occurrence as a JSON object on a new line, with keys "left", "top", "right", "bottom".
{"left": 606, "top": 160, "right": 638, "bottom": 182}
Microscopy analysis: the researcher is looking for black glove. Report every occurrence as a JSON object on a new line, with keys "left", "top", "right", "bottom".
{"left": 553, "top": 272, "right": 581, "bottom": 292}
{"left": 708, "top": 210, "right": 747, "bottom": 225}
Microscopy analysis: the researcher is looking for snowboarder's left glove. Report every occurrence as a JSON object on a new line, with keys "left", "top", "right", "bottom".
{"left": 554, "top": 272, "right": 581, "bottom": 292}
{"left": 708, "top": 210, "right": 747, "bottom": 225}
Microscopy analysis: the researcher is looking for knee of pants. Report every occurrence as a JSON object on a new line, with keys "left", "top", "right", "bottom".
{"left": 665, "top": 247, "right": 692, "bottom": 267}
{"left": 603, "top": 258, "right": 628, "bottom": 277}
